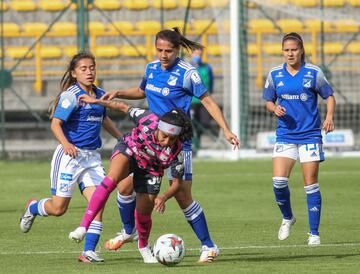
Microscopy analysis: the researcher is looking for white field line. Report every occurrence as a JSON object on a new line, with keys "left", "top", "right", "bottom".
{"left": 2, "top": 242, "right": 360, "bottom": 256}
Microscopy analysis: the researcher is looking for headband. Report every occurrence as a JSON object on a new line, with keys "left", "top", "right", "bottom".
{"left": 158, "top": 120, "right": 182, "bottom": 136}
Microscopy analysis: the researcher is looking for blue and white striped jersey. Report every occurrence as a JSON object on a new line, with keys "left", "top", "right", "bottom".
{"left": 263, "top": 62, "right": 334, "bottom": 144}
{"left": 53, "top": 83, "right": 106, "bottom": 150}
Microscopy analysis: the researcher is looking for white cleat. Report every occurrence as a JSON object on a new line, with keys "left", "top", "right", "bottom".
{"left": 69, "top": 227, "right": 87, "bottom": 243}
{"left": 78, "top": 250, "right": 104, "bottom": 263}
{"left": 308, "top": 233, "right": 321, "bottom": 246}
{"left": 20, "top": 199, "right": 38, "bottom": 233}
{"left": 278, "top": 217, "right": 296, "bottom": 240}
{"left": 104, "top": 228, "right": 138, "bottom": 250}
{"left": 198, "top": 245, "right": 219, "bottom": 263}
{"left": 138, "top": 244, "right": 158, "bottom": 264}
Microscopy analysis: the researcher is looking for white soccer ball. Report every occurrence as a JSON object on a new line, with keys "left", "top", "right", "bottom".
{"left": 153, "top": 233, "right": 185, "bottom": 266}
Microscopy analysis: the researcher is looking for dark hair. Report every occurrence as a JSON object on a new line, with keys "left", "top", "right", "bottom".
{"left": 282, "top": 32, "right": 305, "bottom": 63}
{"left": 48, "top": 52, "right": 96, "bottom": 119}
{"left": 160, "top": 108, "right": 193, "bottom": 142}
{"left": 155, "top": 27, "right": 204, "bottom": 52}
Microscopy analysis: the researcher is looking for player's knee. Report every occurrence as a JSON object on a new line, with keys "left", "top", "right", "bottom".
{"left": 52, "top": 207, "right": 67, "bottom": 216}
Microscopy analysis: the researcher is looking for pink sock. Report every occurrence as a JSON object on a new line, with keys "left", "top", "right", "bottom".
{"left": 80, "top": 177, "right": 116, "bottom": 229}
{"left": 135, "top": 210, "right": 152, "bottom": 248}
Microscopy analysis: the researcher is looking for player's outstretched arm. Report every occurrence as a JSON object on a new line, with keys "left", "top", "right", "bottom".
{"left": 101, "top": 87, "right": 146, "bottom": 100}
{"left": 154, "top": 178, "right": 182, "bottom": 214}
{"left": 78, "top": 94, "right": 130, "bottom": 113}
{"left": 200, "top": 94, "right": 240, "bottom": 149}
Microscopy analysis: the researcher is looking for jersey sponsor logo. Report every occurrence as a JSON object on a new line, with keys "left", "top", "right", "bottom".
{"left": 61, "top": 98, "right": 71, "bottom": 109}
{"left": 144, "top": 146, "right": 156, "bottom": 157}
{"left": 277, "top": 81, "right": 284, "bottom": 87}
{"left": 86, "top": 115, "right": 103, "bottom": 122}
{"left": 167, "top": 75, "right": 178, "bottom": 86}
{"left": 275, "top": 71, "right": 284, "bottom": 78}
{"left": 302, "top": 78, "right": 312, "bottom": 88}
{"left": 60, "top": 173, "right": 73, "bottom": 181}
{"left": 190, "top": 71, "right": 202, "bottom": 84}
{"left": 162, "top": 87, "right": 170, "bottom": 96}
{"left": 300, "top": 93, "right": 308, "bottom": 101}
{"left": 148, "top": 72, "right": 153, "bottom": 79}
{"left": 146, "top": 83, "right": 162, "bottom": 93}
{"left": 281, "top": 94, "right": 299, "bottom": 100}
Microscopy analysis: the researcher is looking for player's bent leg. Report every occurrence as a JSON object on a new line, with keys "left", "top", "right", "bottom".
{"left": 105, "top": 176, "right": 137, "bottom": 251}
{"left": 175, "top": 180, "right": 218, "bottom": 263}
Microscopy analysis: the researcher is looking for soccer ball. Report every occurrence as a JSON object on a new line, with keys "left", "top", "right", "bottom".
{"left": 153, "top": 233, "right": 185, "bottom": 266}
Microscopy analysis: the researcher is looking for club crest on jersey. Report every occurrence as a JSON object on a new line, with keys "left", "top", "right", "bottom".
{"left": 162, "top": 87, "right": 170, "bottom": 96}
{"left": 167, "top": 75, "right": 178, "bottom": 86}
{"left": 302, "top": 78, "right": 312, "bottom": 88}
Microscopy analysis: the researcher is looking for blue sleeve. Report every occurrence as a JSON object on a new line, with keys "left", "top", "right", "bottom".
{"left": 53, "top": 92, "right": 78, "bottom": 122}
{"left": 139, "top": 65, "right": 148, "bottom": 90}
{"left": 183, "top": 69, "right": 208, "bottom": 98}
{"left": 262, "top": 72, "right": 277, "bottom": 102}
{"left": 315, "top": 68, "right": 334, "bottom": 99}
{"left": 128, "top": 107, "right": 152, "bottom": 124}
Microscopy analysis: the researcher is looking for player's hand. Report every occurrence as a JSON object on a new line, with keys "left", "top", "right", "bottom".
{"left": 322, "top": 118, "right": 335, "bottom": 133}
{"left": 273, "top": 105, "right": 286, "bottom": 117}
{"left": 101, "top": 90, "right": 119, "bottom": 101}
{"left": 78, "top": 94, "right": 98, "bottom": 104}
{"left": 154, "top": 195, "right": 167, "bottom": 214}
{"left": 224, "top": 130, "right": 240, "bottom": 150}
{"left": 62, "top": 142, "right": 78, "bottom": 158}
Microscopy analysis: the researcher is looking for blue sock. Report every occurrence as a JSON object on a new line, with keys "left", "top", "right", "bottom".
{"left": 183, "top": 201, "right": 213, "bottom": 247}
{"left": 29, "top": 198, "right": 50, "bottom": 216}
{"left": 305, "top": 183, "right": 321, "bottom": 236}
{"left": 84, "top": 220, "right": 102, "bottom": 252}
{"left": 117, "top": 192, "right": 136, "bottom": 234}
{"left": 273, "top": 177, "right": 293, "bottom": 220}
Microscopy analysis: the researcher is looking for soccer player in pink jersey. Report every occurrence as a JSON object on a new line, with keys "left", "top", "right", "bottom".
{"left": 69, "top": 95, "right": 192, "bottom": 263}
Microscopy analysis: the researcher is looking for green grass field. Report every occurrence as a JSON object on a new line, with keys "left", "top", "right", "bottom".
{"left": 1, "top": 158, "right": 360, "bottom": 273}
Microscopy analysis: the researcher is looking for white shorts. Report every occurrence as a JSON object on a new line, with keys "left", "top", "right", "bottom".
{"left": 272, "top": 142, "right": 325, "bottom": 163}
{"left": 50, "top": 144, "right": 106, "bottom": 197}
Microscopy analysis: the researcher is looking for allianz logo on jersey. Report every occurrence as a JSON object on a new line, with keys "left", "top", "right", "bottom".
{"left": 86, "top": 115, "right": 103, "bottom": 122}
{"left": 281, "top": 93, "right": 308, "bottom": 101}
{"left": 146, "top": 84, "right": 170, "bottom": 96}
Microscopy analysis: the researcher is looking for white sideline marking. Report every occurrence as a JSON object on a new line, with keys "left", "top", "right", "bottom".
{"left": 2, "top": 242, "right": 360, "bottom": 256}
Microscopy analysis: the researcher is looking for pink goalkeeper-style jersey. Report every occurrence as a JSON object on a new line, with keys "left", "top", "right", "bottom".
{"left": 122, "top": 107, "right": 183, "bottom": 177}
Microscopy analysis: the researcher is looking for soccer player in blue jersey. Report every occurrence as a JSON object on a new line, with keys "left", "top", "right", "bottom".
{"left": 263, "top": 32, "right": 336, "bottom": 246}
{"left": 102, "top": 28, "right": 240, "bottom": 262}
{"left": 19, "top": 52, "right": 122, "bottom": 263}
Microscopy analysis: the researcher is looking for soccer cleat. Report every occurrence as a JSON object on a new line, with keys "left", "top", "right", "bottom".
{"left": 78, "top": 250, "right": 104, "bottom": 263}
{"left": 278, "top": 216, "right": 296, "bottom": 240}
{"left": 20, "top": 199, "right": 38, "bottom": 233}
{"left": 198, "top": 245, "right": 219, "bottom": 263}
{"left": 104, "top": 228, "right": 138, "bottom": 250}
{"left": 138, "top": 244, "right": 158, "bottom": 264}
{"left": 308, "top": 233, "right": 321, "bottom": 246}
{"left": 69, "top": 227, "right": 87, "bottom": 243}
